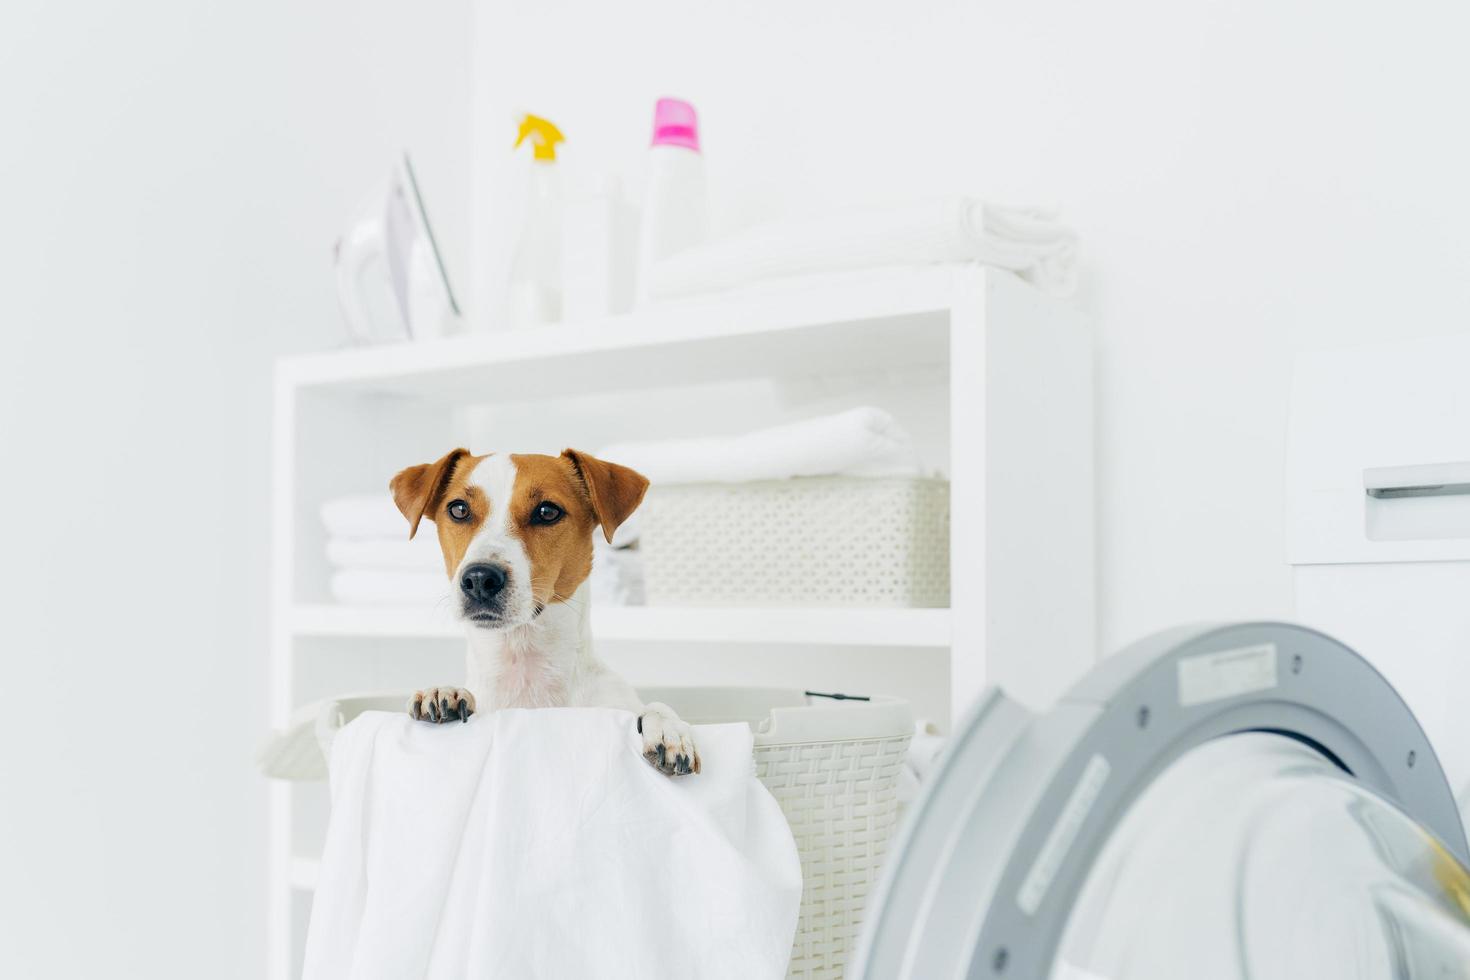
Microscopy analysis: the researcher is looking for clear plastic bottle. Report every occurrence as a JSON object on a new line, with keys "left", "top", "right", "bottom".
{"left": 635, "top": 98, "right": 708, "bottom": 305}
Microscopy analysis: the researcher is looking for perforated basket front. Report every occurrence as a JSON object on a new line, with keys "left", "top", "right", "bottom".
{"left": 640, "top": 476, "right": 950, "bottom": 608}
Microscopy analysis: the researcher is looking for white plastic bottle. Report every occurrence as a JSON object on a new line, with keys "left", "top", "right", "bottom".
{"left": 635, "top": 98, "right": 708, "bottom": 305}
{"left": 508, "top": 114, "right": 564, "bottom": 327}
{"left": 563, "top": 174, "right": 636, "bottom": 320}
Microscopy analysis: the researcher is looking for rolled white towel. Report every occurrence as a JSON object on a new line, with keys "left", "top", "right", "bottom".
{"left": 326, "top": 533, "right": 444, "bottom": 572}
{"left": 648, "top": 197, "right": 1078, "bottom": 301}
{"left": 598, "top": 407, "right": 920, "bottom": 489}
{"left": 329, "top": 569, "right": 450, "bottom": 607}
{"left": 321, "top": 495, "right": 407, "bottom": 539}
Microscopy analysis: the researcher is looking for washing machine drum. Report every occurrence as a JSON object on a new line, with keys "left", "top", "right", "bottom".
{"left": 854, "top": 623, "right": 1470, "bottom": 980}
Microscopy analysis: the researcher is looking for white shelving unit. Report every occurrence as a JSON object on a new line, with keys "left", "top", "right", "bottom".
{"left": 266, "top": 265, "right": 1094, "bottom": 979}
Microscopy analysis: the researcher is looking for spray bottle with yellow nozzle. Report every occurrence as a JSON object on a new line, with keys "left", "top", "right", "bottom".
{"left": 507, "top": 114, "right": 565, "bottom": 327}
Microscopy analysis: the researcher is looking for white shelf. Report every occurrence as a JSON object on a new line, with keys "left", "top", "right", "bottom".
{"left": 277, "top": 268, "right": 954, "bottom": 403}
{"left": 290, "top": 603, "right": 951, "bottom": 649}
{"left": 269, "top": 265, "right": 1095, "bottom": 980}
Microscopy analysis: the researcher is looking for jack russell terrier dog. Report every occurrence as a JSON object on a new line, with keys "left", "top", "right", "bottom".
{"left": 390, "top": 447, "right": 700, "bottom": 776}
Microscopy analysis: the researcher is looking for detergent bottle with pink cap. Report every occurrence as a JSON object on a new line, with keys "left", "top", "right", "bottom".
{"left": 635, "top": 97, "right": 709, "bottom": 304}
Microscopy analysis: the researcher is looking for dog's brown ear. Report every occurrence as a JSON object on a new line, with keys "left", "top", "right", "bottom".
{"left": 390, "top": 448, "right": 468, "bottom": 539}
{"left": 562, "top": 449, "right": 650, "bottom": 544}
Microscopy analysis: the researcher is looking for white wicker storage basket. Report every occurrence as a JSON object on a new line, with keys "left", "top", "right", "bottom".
{"left": 639, "top": 476, "right": 950, "bottom": 608}
{"left": 639, "top": 686, "right": 913, "bottom": 980}
{"left": 307, "top": 688, "right": 913, "bottom": 980}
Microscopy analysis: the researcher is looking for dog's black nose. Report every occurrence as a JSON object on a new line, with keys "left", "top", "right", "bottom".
{"left": 460, "top": 563, "right": 508, "bottom": 602}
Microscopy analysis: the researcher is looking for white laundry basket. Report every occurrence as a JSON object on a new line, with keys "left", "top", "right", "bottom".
{"left": 301, "top": 688, "right": 913, "bottom": 979}
{"left": 639, "top": 476, "right": 950, "bottom": 607}
{"left": 639, "top": 686, "right": 914, "bottom": 980}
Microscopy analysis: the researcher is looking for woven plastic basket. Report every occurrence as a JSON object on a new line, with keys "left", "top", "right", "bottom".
{"left": 639, "top": 686, "right": 913, "bottom": 979}
{"left": 639, "top": 476, "right": 950, "bottom": 607}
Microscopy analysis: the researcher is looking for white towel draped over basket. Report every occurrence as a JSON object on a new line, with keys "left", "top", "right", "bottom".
{"left": 302, "top": 709, "right": 802, "bottom": 980}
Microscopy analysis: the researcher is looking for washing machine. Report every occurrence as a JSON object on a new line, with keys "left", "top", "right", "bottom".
{"left": 853, "top": 622, "right": 1470, "bottom": 979}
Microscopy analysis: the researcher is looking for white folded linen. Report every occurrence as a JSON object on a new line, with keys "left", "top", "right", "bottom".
{"left": 329, "top": 569, "right": 450, "bottom": 606}
{"left": 588, "top": 543, "right": 645, "bottom": 606}
{"left": 326, "top": 533, "right": 444, "bottom": 572}
{"left": 303, "top": 709, "right": 802, "bottom": 980}
{"left": 321, "top": 495, "right": 409, "bottom": 539}
{"left": 598, "top": 406, "right": 921, "bottom": 489}
{"left": 648, "top": 197, "right": 1078, "bottom": 300}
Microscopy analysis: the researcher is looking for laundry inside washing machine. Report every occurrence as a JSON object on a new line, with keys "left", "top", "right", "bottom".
{"left": 855, "top": 623, "right": 1470, "bottom": 979}
{"left": 1056, "top": 732, "right": 1470, "bottom": 978}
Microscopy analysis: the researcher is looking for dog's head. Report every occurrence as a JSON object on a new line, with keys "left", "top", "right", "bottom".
{"left": 389, "top": 448, "right": 648, "bottom": 628}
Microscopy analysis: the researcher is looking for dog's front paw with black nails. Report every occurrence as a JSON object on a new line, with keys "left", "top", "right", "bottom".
{"left": 638, "top": 703, "right": 700, "bottom": 776}
{"left": 408, "top": 687, "right": 476, "bottom": 724}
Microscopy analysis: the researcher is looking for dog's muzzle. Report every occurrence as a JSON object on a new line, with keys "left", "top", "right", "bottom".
{"left": 459, "top": 562, "right": 510, "bottom": 626}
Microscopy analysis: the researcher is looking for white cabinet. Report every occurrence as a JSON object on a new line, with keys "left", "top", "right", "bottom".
{"left": 267, "top": 266, "right": 1094, "bottom": 978}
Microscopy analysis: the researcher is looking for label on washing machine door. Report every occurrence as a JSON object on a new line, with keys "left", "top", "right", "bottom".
{"left": 1017, "top": 753, "right": 1111, "bottom": 916}
{"left": 1177, "top": 642, "right": 1278, "bottom": 707}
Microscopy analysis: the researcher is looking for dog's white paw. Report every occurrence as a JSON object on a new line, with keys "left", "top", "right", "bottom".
{"left": 408, "top": 687, "right": 476, "bottom": 724}
{"left": 639, "top": 702, "right": 700, "bottom": 776}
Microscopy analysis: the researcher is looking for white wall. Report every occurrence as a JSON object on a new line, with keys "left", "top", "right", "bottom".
{"left": 5, "top": 1, "right": 1468, "bottom": 971}
{"left": 473, "top": 0, "right": 1470, "bottom": 655}
{"left": 0, "top": 2, "right": 470, "bottom": 976}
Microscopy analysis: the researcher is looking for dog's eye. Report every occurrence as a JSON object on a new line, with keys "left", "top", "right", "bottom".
{"left": 446, "top": 499, "right": 471, "bottom": 522}
{"left": 530, "top": 501, "right": 563, "bottom": 526}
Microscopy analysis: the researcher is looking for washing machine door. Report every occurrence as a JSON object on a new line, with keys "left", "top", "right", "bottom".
{"left": 854, "top": 623, "right": 1470, "bottom": 980}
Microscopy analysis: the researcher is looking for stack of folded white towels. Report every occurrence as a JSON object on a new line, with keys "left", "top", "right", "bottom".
{"left": 648, "top": 196, "right": 1078, "bottom": 302}
{"left": 319, "top": 495, "right": 644, "bottom": 607}
{"left": 321, "top": 497, "right": 449, "bottom": 606}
